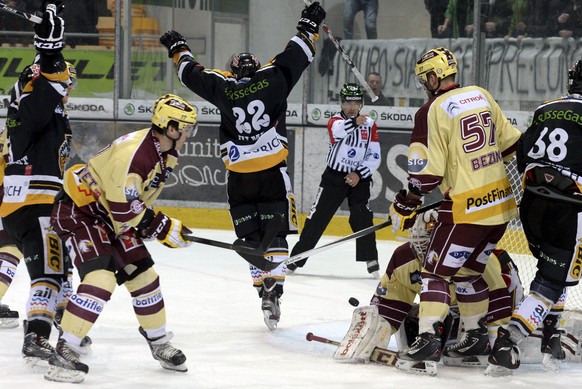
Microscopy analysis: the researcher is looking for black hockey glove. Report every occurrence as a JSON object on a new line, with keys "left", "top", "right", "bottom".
{"left": 34, "top": 2, "right": 65, "bottom": 53}
{"left": 160, "top": 30, "right": 190, "bottom": 58}
{"left": 297, "top": 1, "right": 326, "bottom": 35}
{"left": 139, "top": 211, "right": 192, "bottom": 249}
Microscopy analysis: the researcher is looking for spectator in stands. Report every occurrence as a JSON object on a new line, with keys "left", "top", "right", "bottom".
{"left": 506, "top": 1, "right": 559, "bottom": 42}
{"left": 554, "top": 0, "right": 582, "bottom": 38}
{"left": 425, "top": 0, "right": 451, "bottom": 38}
{"left": 365, "top": 72, "right": 394, "bottom": 106}
{"left": 344, "top": 0, "right": 378, "bottom": 39}
{"left": 438, "top": 0, "right": 473, "bottom": 38}
{"left": 483, "top": 0, "right": 513, "bottom": 38}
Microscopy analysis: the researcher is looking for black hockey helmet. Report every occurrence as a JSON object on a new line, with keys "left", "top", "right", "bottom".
{"left": 230, "top": 52, "right": 261, "bottom": 79}
{"left": 340, "top": 83, "right": 364, "bottom": 105}
{"left": 568, "top": 60, "right": 582, "bottom": 94}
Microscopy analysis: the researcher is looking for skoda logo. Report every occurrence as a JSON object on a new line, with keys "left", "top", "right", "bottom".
{"left": 311, "top": 108, "right": 321, "bottom": 121}
{"left": 369, "top": 110, "right": 378, "bottom": 121}
{"left": 124, "top": 103, "right": 135, "bottom": 115}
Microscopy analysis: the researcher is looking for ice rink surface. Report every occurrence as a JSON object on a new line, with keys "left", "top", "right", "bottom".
{"left": 1, "top": 229, "right": 581, "bottom": 388}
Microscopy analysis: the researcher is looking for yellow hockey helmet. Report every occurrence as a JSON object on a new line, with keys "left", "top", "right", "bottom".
{"left": 151, "top": 93, "right": 198, "bottom": 136}
{"left": 414, "top": 47, "right": 457, "bottom": 88}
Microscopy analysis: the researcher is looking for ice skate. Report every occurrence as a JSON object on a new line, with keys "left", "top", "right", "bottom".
{"left": 366, "top": 260, "right": 380, "bottom": 279}
{"left": 261, "top": 278, "right": 281, "bottom": 330}
{"left": 541, "top": 316, "right": 566, "bottom": 371}
{"left": 0, "top": 303, "right": 19, "bottom": 329}
{"left": 139, "top": 326, "right": 187, "bottom": 372}
{"left": 487, "top": 327, "right": 520, "bottom": 370}
{"left": 443, "top": 318, "right": 490, "bottom": 358}
{"left": 398, "top": 321, "right": 444, "bottom": 363}
{"left": 44, "top": 338, "right": 89, "bottom": 383}
{"left": 22, "top": 331, "right": 55, "bottom": 371}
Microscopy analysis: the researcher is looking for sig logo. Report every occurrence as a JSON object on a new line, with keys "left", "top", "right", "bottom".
{"left": 408, "top": 142, "right": 429, "bottom": 174}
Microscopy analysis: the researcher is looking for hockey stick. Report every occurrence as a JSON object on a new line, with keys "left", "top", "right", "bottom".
{"left": 306, "top": 332, "right": 399, "bottom": 366}
{"left": 0, "top": 2, "right": 42, "bottom": 23}
{"left": 306, "top": 332, "right": 340, "bottom": 346}
{"left": 303, "top": 0, "right": 377, "bottom": 102}
{"left": 245, "top": 200, "right": 442, "bottom": 271}
{"left": 183, "top": 213, "right": 283, "bottom": 258}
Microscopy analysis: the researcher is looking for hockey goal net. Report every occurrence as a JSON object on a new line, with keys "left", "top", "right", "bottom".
{"left": 497, "top": 157, "right": 582, "bottom": 312}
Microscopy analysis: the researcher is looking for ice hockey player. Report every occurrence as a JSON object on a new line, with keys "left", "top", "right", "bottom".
{"left": 487, "top": 60, "right": 582, "bottom": 376}
{"left": 289, "top": 83, "right": 381, "bottom": 277}
{"left": 0, "top": 1, "right": 78, "bottom": 368}
{"left": 159, "top": 2, "right": 326, "bottom": 329}
{"left": 44, "top": 94, "right": 197, "bottom": 383}
{"left": 333, "top": 210, "right": 523, "bottom": 375}
{"left": 387, "top": 47, "right": 521, "bottom": 372}
{"left": 0, "top": 61, "right": 77, "bottom": 331}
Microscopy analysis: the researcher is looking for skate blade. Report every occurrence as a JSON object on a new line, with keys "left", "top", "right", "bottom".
{"left": 44, "top": 365, "right": 86, "bottom": 383}
{"left": 158, "top": 361, "right": 188, "bottom": 372}
{"left": 395, "top": 359, "right": 437, "bottom": 376}
{"left": 0, "top": 318, "right": 19, "bottom": 329}
{"left": 443, "top": 355, "right": 487, "bottom": 368}
{"left": 484, "top": 363, "right": 513, "bottom": 377}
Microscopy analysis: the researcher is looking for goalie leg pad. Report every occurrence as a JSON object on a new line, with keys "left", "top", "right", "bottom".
{"left": 334, "top": 305, "right": 392, "bottom": 362}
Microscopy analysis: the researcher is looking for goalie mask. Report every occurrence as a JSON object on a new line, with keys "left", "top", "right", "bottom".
{"left": 568, "top": 60, "right": 582, "bottom": 94}
{"left": 151, "top": 93, "right": 198, "bottom": 138}
{"left": 407, "top": 209, "right": 438, "bottom": 259}
{"left": 230, "top": 52, "right": 261, "bottom": 80}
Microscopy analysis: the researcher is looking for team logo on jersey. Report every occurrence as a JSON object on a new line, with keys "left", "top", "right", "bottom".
{"left": 408, "top": 142, "right": 428, "bottom": 173}
{"left": 361, "top": 129, "right": 369, "bottom": 140}
{"left": 130, "top": 199, "right": 145, "bottom": 214}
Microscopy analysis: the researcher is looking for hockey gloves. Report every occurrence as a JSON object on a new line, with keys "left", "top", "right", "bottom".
{"left": 160, "top": 30, "right": 191, "bottom": 59}
{"left": 140, "top": 212, "right": 192, "bottom": 249}
{"left": 34, "top": 1, "right": 65, "bottom": 53}
{"left": 297, "top": 1, "right": 326, "bottom": 35}
{"left": 389, "top": 190, "right": 422, "bottom": 233}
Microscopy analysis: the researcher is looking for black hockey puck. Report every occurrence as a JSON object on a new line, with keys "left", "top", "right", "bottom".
{"left": 348, "top": 297, "right": 360, "bottom": 307}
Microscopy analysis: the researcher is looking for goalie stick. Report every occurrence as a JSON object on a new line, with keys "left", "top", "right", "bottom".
{"left": 0, "top": 1, "right": 42, "bottom": 23}
{"left": 306, "top": 332, "right": 398, "bottom": 367}
{"left": 240, "top": 200, "right": 442, "bottom": 271}
{"left": 302, "top": 0, "right": 378, "bottom": 103}
{"left": 184, "top": 214, "right": 283, "bottom": 259}
{"left": 306, "top": 331, "right": 438, "bottom": 375}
